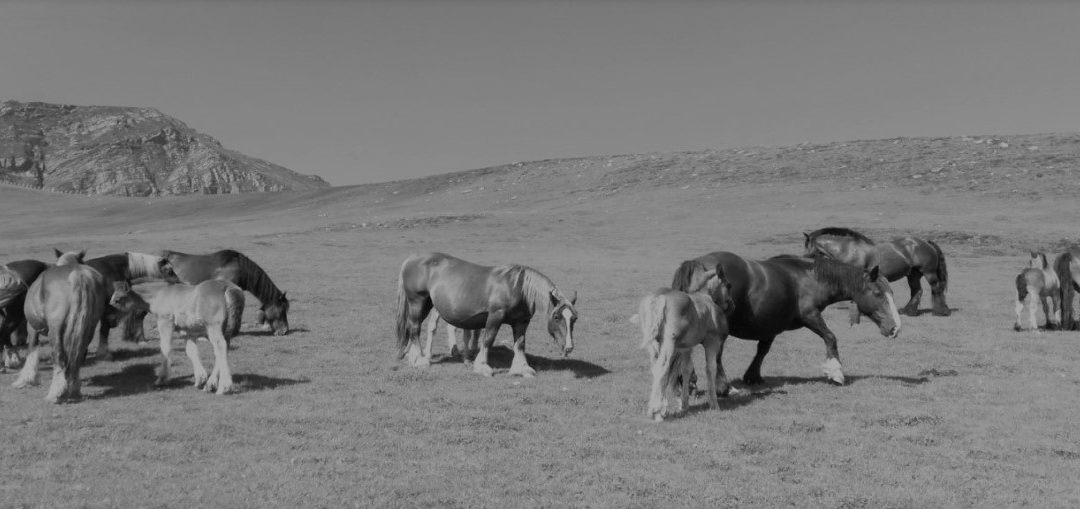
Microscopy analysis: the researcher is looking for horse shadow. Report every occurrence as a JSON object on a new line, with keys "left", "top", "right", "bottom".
{"left": 682, "top": 386, "right": 789, "bottom": 416}
{"left": 903, "top": 307, "right": 961, "bottom": 317}
{"left": 234, "top": 373, "right": 309, "bottom": 392}
{"left": 433, "top": 346, "right": 612, "bottom": 379}
{"left": 760, "top": 373, "right": 932, "bottom": 388}
{"left": 86, "top": 364, "right": 309, "bottom": 399}
{"left": 241, "top": 326, "right": 311, "bottom": 338}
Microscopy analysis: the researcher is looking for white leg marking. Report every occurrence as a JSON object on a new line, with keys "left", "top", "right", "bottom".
{"left": 185, "top": 339, "right": 208, "bottom": 388}
{"left": 45, "top": 366, "right": 65, "bottom": 403}
{"left": 822, "top": 357, "right": 845, "bottom": 385}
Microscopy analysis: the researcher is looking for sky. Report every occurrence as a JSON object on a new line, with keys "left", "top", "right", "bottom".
{"left": 1, "top": 0, "right": 1078, "bottom": 186}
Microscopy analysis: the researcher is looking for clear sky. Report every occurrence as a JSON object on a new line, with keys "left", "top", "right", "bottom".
{"left": 1, "top": 0, "right": 1077, "bottom": 186}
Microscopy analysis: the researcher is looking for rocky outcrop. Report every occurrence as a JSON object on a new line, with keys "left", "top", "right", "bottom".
{"left": 0, "top": 101, "right": 329, "bottom": 196}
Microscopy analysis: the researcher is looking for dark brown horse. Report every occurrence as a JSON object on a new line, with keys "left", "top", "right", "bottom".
{"left": 803, "top": 227, "right": 950, "bottom": 316}
{"left": 84, "top": 251, "right": 179, "bottom": 360}
{"left": 396, "top": 252, "right": 578, "bottom": 378}
{"left": 672, "top": 252, "right": 900, "bottom": 387}
{"left": 0, "top": 259, "right": 47, "bottom": 370}
{"left": 1053, "top": 248, "right": 1080, "bottom": 330}
{"left": 12, "top": 250, "right": 107, "bottom": 403}
{"left": 161, "top": 249, "right": 290, "bottom": 336}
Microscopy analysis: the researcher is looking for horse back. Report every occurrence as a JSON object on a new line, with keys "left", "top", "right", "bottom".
{"left": 696, "top": 252, "right": 802, "bottom": 337}
{"left": 403, "top": 252, "right": 523, "bottom": 327}
{"left": 164, "top": 251, "right": 231, "bottom": 284}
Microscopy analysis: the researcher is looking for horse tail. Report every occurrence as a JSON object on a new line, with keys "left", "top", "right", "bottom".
{"left": 927, "top": 240, "right": 948, "bottom": 293}
{"left": 637, "top": 295, "right": 667, "bottom": 357}
{"left": 670, "top": 260, "right": 697, "bottom": 292}
{"left": 1015, "top": 272, "right": 1029, "bottom": 303}
{"left": 1055, "top": 252, "right": 1075, "bottom": 329}
{"left": 395, "top": 256, "right": 413, "bottom": 360}
{"left": 61, "top": 268, "right": 103, "bottom": 372}
{"left": 223, "top": 283, "right": 245, "bottom": 341}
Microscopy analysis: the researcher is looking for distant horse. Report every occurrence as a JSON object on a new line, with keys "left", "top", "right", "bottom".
{"left": 631, "top": 262, "right": 736, "bottom": 421}
{"left": 0, "top": 259, "right": 47, "bottom": 370}
{"left": 396, "top": 252, "right": 578, "bottom": 377}
{"left": 161, "top": 249, "right": 289, "bottom": 336}
{"left": 672, "top": 252, "right": 900, "bottom": 386}
{"left": 84, "top": 251, "right": 179, "bottom": 360}
{"left": 1015, "top": 252, "right": 1060, "bottom": 331}
{"left": 109, "top": 279, "right": 244, "bottom": 394}
{"left": 1053, "top": 248, "right": 1080, "bottom": 330}
{"left": 803, "top": 227, "right": 950, "bottom": 316}
{"left": 423, "top": 308, "right": 481, "bottom": 360}
{"left": 12, "top": 250, "right": 107, "bottom": 403}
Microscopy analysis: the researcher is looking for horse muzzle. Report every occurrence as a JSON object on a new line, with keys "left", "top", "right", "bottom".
{"left": 886, "top": 326, "right": 900, "bottom": 339}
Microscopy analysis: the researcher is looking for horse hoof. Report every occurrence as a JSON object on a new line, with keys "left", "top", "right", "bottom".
{"left": 742, "top": 376, "right": 765, "bottom": 386}
{"left": 473, "top": 364, "right": 494, "bottom": 377}
{"left": 726, "top": 387, "right": 749, "bottom": 398}
{"left": 509, "top": 366, "right": 536, "bottom": 378}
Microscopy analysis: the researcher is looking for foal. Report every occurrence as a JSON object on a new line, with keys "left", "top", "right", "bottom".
{"left": 631, "top": 263, "right": 735, "bottom": 421}
{"left": 109, "top": 280, "right": 244, "bottom": 394}
{"left": 1014, "top": 251, "right": 1061, "bottom": 331}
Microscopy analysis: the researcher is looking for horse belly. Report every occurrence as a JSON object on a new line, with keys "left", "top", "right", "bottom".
{"left": 172, "top": 311, "right": 206, "bottom": 331}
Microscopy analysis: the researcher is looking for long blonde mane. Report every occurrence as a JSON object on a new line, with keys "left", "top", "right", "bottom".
{"left": 497, "top": 265, "right": 563, "bottom": 317}
{"left": 126, "top": 252, "right": 171, "bottom": 279}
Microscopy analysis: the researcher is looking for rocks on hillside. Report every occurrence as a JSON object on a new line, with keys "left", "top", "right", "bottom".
{"left": 0, "top": 101, "right": 329, "bottom": 196}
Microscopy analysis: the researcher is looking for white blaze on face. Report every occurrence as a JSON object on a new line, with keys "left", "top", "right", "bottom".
{"left": 562, "top": 308, "right": 574, "bottom": 351}
{"left": 884, "top": 292, "right": 901, "bottom": 336}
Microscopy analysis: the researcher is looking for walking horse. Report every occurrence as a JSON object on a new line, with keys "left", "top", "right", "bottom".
{"left": 396, "top": 252, "right": 578, "bottom": 377}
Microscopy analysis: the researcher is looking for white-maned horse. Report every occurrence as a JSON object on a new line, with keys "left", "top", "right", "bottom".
{"left": 630, "top": 262, "right": 737, "bottom": 421}
{"left": 1014, "top": 251, "right": 1061, "bottom": 331}
{"left": 109, "top": 279, "right": 244, "bottom": 395}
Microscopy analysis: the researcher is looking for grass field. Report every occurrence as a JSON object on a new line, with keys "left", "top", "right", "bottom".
{"left": 2, "top": 140, "right": 1080, "bottom": 507}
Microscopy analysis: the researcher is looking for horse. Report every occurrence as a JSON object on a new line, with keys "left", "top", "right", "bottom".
{"left": 12, "top": 250, "right": 107, "bottom": 403}
{"left": 671, "top": 252, "right": 900, "bottom": 387}
{"left": 1053, "top": 248, "right": 1080, "bottom": 330}
{"left": 423, "top": 308, "right": 481, "bottom": 360}
{"left": 1015, "top": 252, "right": 1061, "bottom": 331}
{"left": 108, "top": 279, "right": 245, "bottom": 395}
{"left": 161, "top": 249, "right": 289, "bottom": 336}
{"left": 0, "top": 259, "right": 47, "bottom": 370}
{"left": 396, "top": 252, "right": 578, "bottom": 377}
{"left": 631, "top": 262, "right": 736, "bottom": 421}
{"left": 803, "top": 227, "right": 950, "bottom": 317}
{"left": 83, "top": 251, "right": 179, "bottom": 360}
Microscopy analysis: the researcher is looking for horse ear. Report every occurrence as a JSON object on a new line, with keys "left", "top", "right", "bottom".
{"left": 569, "top": 290, "right": 577, "bottom": 305}
{"left": 868, "top": 266, "right": 880, "bottom": 281}
{"left": 1030, "top": 251, "right": 1038, "bottom": 258}
{"left": 550, "top": 289, "right": 560, "bottom": 305}
{"left": 113, "top": 280, "right": 130, "bottom": 292}
{"left": 77, "top": 250, "right": 86, "bottom": 263}
{"left": 714, "top": 264, "right": 725, "bottom": 279}
{"left": 53, "top": 248, "right": 63, "bottom": 259}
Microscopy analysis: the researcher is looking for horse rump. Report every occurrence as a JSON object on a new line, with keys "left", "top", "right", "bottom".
{"left": 222, "top": 282, "right": 245, "bottom": 344}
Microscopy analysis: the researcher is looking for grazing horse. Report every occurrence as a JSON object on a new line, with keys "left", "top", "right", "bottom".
{"left": 12, "top": 250, "right": 107, "bottom": 403}
{"left": 109, "top": 279, "right": 244, "bottom": 395}
{"left": 631, "top": 262, "right": 736, "bottom": 421}
{"left": 1015, "top": 252, "right": 1061, "bottom": 331}
{"left": 0, "top": 259, "right": 47, "bottom": 370}
{"left": 803, "top": 227, "right": 950, "bottom": 316}
{"left": 83, "top": 251, "right": 179, "bottom": 360}
{"left": 1053, "top": 248, "right": 1080, "bottom": 330}
{"left": 672, "top": 252, "right": 900, "bottom": 387}
{"left": 161, "top": 249, "right": 289, "bottom": 336}
{"left": 396, "top": 252, "right": 578, "bottom": 377}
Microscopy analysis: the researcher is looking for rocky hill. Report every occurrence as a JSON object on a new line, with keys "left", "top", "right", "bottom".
{"left": 0, "top": 101, "right": 329, "bottom": 196}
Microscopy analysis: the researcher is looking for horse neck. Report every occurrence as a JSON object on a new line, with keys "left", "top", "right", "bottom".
{"left": 236, "top": 256, "right": 284, "bottom": 302}
{"left": 519, "top": 267, "right": 556, "bottom": 318}
{"left": 808, "top": 261, "right": 866, "bottom": 307}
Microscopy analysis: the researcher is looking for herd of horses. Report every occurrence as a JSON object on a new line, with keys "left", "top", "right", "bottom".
{"left": 0, "top": 249, "right": 289, "bottom": 402}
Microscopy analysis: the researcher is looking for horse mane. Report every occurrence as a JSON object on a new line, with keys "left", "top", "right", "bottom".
{"left": 1030, "top": 252, "right": 1050, "bottom": 271}
{"left": 225, "top": 250, "right": 286, "bottom": 304}
{"left": 806, "top": 227, "right": 875, "bottom": 245}
{"left": 126, "top": 252, "right": 171, "bottom": 279}
{"left": 0, "top": 266, "right": 27, "bottom": 305}
{"left": 501, "top": 265, "right": 559, "bottom": 317}
{"left": 809, "top": 256, "right": 869, "bottom": 295}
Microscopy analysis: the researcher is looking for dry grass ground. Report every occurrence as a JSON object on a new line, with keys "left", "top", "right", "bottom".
{"left": 2, "top": 137, "right": 1080, "bottom": 507}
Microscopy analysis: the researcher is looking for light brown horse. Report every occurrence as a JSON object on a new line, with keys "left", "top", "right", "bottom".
{"left": 1015, "top": 252, "right": 1060, "bottom": 331}
{"left": 396, "top": 252, "right": 578, "bottom": 378}
{"left": 12, "top": 250, "right": 107, "bottom": 403}
{"left": 804, "top": 227, "right": 950, "bottom": 317}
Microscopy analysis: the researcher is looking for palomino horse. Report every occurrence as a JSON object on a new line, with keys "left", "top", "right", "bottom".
{"left": 1052, "top": 248, "right": 1080, "bottom": 330}
{"left": 1015, "top": 252, "right": 1060, "bottom": 331}
{"left": 396, "top": 252, "right": 578, "bottom": 377}
{"left": 12, "top": 250, "right": 107, "bottom": 403}
{"left": 672, "top": 252, "right": 900, "bottom": 387}
{"left": 803, "top": 227, "right": 950, "bottom": 317}
{"left": 0, "top": 259, "right": 47, "bottom": 370}
{"left": 109, "top": 279, "right": 244, "bottom": 394}
{"left": 161, "top": 249, "right": 289, "bottom": 336}
{"left": 631, "top": 262, "right": 736, "bottom": 421}
{"left": 84, "top": 251, "right": 180, "bottom": 360}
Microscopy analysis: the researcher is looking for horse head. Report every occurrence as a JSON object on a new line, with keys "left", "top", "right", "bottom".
{"left": 1030, "top": 251, "right": 1049, "bottom": 270}
{"left": 850, "top": 266, "right": 901, "bottom": 338}
{"left": 108, "top": 281, "right": 138, "bottom": 312}
{"left": 261, "top": 292, "right": 290, "bottom": 336}
{"left": 547, "top": 289, "right": 578, "bottom": 356}
{"left": 155, "top": 257, "right": 181, "bottom": 283}
{"left": 688, "top": 262, "right": 735, "bottom": 314}
{"left": 53, "top": 249, "right": 86, "bottom": 266}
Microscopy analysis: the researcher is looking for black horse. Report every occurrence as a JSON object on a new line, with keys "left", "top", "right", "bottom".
{"left": 672, "top": 252, "right": 900, "bottom": 388}
{"left": 0, "top": 259, "right": 47, "bottom": 370}
{"left": 803, "top": 227, "right": 950, "bottom": 316}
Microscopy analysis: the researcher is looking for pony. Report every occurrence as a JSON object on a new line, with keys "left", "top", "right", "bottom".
{"left": 161, "top": 249, "right": 289, "bottom": 336}
{"left": 1053, "top": 248, "right": 1080, "bottom": 330}
{"left": 396, "top": 252, "right": 578, "bottom": 377}
{"left": 803, "top": 227, "right": 950, "bottom": 317}
{"left": 423, "top": 308, "right": 481, "bottom": 360}
{"left": 12, "top": 250, "right": 107, "bottom": 403}
{"left": 631, "top": 262, "right": 736, "bottom": 421}
{"left": 1014, "top": 252, "right": 1061, "bottom": 331}
{"left": 108, "top": 279, "right": 245, "bottom": 395}
{"left": 83, "top": 251, "right": 180, "bottom": 360}
{"left": 672, "top": 252, "right": 900, "bottom": 387}
{"left": 0, "top": 259, "right": 47, "bottom": 370}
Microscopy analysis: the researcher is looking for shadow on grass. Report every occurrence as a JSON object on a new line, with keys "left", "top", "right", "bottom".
{"left": 901, "top": 307, "right": 961, "bottom": 317}
{"left": 764, "top": 373, "right": 933, "bottom": 388}
{"left": 90, "top": 345, "right": 161, "bottom": 364}
{"left": 86, "top": 364, "right": 310, "bottom": 398}
{"left": 428, "top": 346, "right": 611, "bottom": 378}
{"left": 682, "top": 386, "right": 788, "bottom": 416}
{"left": 234, "top": 373, "right": 310, "bottom": 392}
{"left": 241, "top": 326, "right": 311, "bottom": 338}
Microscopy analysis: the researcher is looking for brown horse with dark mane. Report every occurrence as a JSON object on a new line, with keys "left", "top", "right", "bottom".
{"left": 0, "top": 259, "right": 47, "bottom": 370}
{"left": 803, "top": 227, "right": 950, "bottom": 317}
{"left": 672, "top": 252, "right": 900, "bottom": 387}
{"left": 161, "top": 249, "right": 290, "bottom": 336}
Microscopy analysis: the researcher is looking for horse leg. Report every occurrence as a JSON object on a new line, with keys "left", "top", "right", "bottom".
{"left": 1028, "top": 289, "right": 1040, "bottom": 333}
{"left": 207, "top": 328, "right": 234, "bottom": 395}
{"left": 900, "top": 271, "right": 922, "bottom": 316}
{"left": 155, "top": 318, "right": 174, "bottom": 386}
{"left": 742, "top": 337, "right": 776, "bottom": 386}
{"left": 676, "top": 351, "right": 693, "bottom": 416}
{"left": 12, "top": 327, "right": 41, "bottom": 388}
{"left": 404, "top": 298, "right": 432, "bottom": 368}
{"left": 924, "top": 271, "right": 950, "bottom": 317}
{"left": 185, "top": 338, "right": 208, "bottom": 389}
{"left": 703, "top": 336, "right": 721, "bottom": 410}
{"left": 1049, "top": 291, "right": 1062, "bottom": 329}
{"left": 508, "top": 323, "right": 535, "bottom": 378}
{"left": 7, "top": 320, "right": 27, "bottom": 369}
{"left": 1014, "top": 292, "right": 1026, "bottom": 331}
{"left": 647, "top": 333, "right": 677, "bottom": 421}
{"left": 423, "top": 311, "right": 439, "bottom": 360}
{"left": 472, "top": 311, "right": 505, "bottom": 377}
{"left": 96, "top": 318, "right": 114, "bottom": 362}
{"left": 801, "top": 314, "right": 845, "bottom": 385}
{"left": 712, "top": 334, "right": 746, "bottom": 398}
{"left": 125, "top": 308, "right": 149, "bottom": 343}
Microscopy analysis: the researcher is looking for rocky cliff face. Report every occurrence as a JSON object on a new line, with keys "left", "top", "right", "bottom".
{"left": 0, "top": 101, "right": 329, "bottom": 196}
